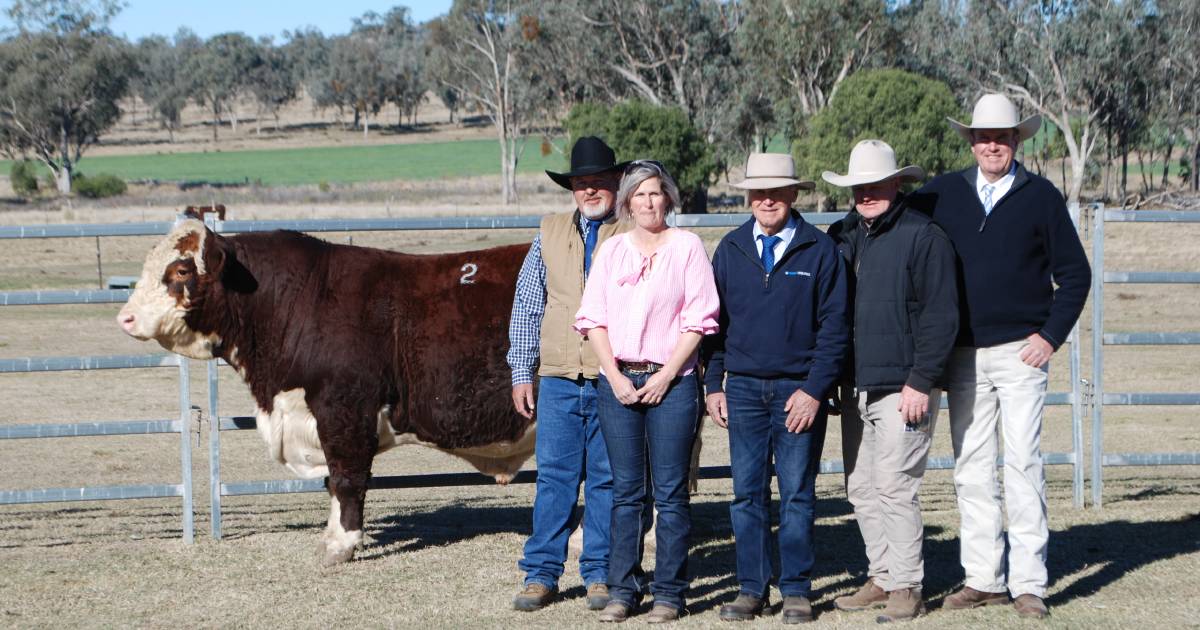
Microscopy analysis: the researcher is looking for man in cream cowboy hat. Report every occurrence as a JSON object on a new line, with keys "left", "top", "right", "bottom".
{"left": 914, "top": 94, "right": 1091, "bottom": 620}
{"left": 823, "top": 140, "right": 958, "bottom": 622}
{"left": 704, "top": 153, "right": 849, "bottom": 623}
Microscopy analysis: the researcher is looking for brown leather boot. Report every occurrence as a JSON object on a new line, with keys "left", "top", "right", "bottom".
{"left": 1014, "top": 594, "right": 1049, "bottom": 619}
{"left": 644, "top": 603, "right": 680, "bottom": 624}
{"left": 598, "top": 600, "right": 633, "bottom": 623}
{"left": 834, "top": 578, "right": 888, "bottom": 611}
{"left": 943, "top": 586, "right": 1010, "bottom": 610}
{"left": 781, "top": 596, "right": 813, "bottom": 624}
{"left": 512, "top": 582, "right": 557, "bottom": 611}
{"left": 876, "top": 588, "right": 925, "bottom": 623}
{"left": 719, "top": 593, "right": 768, "bottom": 621}
{"left": 586, "top": 583, "right": 612, "bottom": 611}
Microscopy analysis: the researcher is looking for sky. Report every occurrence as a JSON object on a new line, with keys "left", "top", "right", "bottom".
{"left": 0, "top": 0, "right": 453, "bottom": 41}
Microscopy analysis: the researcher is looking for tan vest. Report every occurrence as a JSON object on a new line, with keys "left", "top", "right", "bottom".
{"left": 538, "top": 211, "right": 630, "bottom": 379}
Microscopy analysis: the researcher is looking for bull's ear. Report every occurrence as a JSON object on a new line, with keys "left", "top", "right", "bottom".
{"left": 201, "top": 230, "right": 232, "bottom": 278}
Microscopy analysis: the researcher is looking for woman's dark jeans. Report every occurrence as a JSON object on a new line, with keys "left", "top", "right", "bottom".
{"left": 597, "top": 370, "right": 699, "bottom": 611}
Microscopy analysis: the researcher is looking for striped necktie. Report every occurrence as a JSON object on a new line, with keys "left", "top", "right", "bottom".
{"left": 982, "top": 184, "right": 995, "bottom": 215}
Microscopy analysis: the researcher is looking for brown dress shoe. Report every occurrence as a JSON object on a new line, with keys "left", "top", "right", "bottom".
{"left": 834, "top": 578, "right": 889, "bottom": 611}
{"left": 598, "top": 600, "right": 633, "bottom": 623}
{"left": 586, "top": 583, "right": 612, "bottom": 611}
{"left": 645, "top": 603, "right": 680, "bottom": 624}
{"left": 512, "top": 582, "right": 557, "bottom": 611}
{"left": 719, "top": 593, "right": 768, "bottom": 621}
{"left": 781, "top": 596, "right": 813, "bottom": 624}
{"left": 943, "top": 586, "right": 1011, "bottom": 610}
{"left": 1014, "top": 594, "right": 1049, "bottom": 619}
{"left": 876, "top": 588, "right": 925, "bottom": 623}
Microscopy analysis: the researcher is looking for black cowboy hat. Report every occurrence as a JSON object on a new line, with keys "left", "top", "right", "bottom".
{"left": 546, "top": 136, "right": 629, "bottom": 190}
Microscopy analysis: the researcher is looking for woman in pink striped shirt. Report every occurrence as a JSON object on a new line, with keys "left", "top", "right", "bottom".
{"left": 575, "top": 160, "right": 720, "bottom": 623}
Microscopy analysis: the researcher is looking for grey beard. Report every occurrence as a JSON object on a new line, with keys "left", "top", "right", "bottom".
{"left": 580, "top": 202, "right": 612, "bottom": 220}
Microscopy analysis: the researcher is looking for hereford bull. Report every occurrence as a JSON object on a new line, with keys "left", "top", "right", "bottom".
{"left": 118, "top": 218, "right": 536, "bottom": 565}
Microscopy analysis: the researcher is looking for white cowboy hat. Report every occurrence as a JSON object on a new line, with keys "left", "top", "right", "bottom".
{"left": 731, "top": 153, "right": 815, "bottom": 190}
{"left": 947, "top": 93, "right": 1042, "bottom": 143}
{"left": 821, "top": 140, "right": 925, "bottom": 188}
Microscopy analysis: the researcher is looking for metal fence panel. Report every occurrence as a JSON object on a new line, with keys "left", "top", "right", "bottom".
{"left": 1091, "top": 203, "right": 1200, "bottom": 509}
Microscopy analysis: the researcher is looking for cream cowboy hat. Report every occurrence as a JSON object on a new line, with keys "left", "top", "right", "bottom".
{"left": 821, "top": 140, "right": 925, "bottom": 188}
{"left": 947, "top": 93, "right": 1042, "bottom": 143}
{"left": 731, "top": 153, "right": 815, "bottom": 190}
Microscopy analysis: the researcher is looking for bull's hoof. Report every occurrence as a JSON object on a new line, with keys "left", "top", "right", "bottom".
{"left": 494, "top": 473, "right": 514, "bottom": 485}
{"left": 322, "top": 545, "right": 356, "bottom": 567}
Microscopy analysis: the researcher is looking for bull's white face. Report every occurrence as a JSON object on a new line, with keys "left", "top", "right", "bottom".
{"left": 117, "top": 219, "right": 223, "bottom": 360}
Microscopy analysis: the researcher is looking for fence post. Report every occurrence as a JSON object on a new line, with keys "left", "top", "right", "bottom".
{"left": 1090, "top": 203, "right": 1105, "bottom": 509}
{"left": 177, "top": 357, "right": 194, "bottom": 543}
{"left": 1067, "top": 202, "right": 1084, "bottom": 508}
{"left": 208, "top": 359, "right": 222, "bottom": 540}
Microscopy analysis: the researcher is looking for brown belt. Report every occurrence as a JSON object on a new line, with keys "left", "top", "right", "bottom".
{"left": 618, "top": 360, "right": 663, "bottom": 374}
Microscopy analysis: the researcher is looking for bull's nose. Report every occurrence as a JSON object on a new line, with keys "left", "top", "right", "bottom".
{"left": 118, "top": 312, "right": 136, "bottom": 335}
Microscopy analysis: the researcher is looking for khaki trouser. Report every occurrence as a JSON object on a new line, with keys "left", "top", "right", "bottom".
{"left": 841, "top": 388, "right": 940, "bottom": 591}
{"left": 948, "top": 339, "right": 1049, "bottom": 599}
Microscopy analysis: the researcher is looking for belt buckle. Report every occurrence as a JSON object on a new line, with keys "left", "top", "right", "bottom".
{"left": 620, "top": 361, "right": 661, "bottom": 375}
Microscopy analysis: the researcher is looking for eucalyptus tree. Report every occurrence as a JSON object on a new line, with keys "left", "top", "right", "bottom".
{"left": 247, "top": 36, "right": 299, "bottom": 134}
{"left": 186, "top": 32, "right": 260, "bottom": 141}
{"left": 133, "top": 28, "right": 201, "bottom": 142}
{"left": 428, "top": 0, "right": 569, "bottom": 203}
{"left": 0, "top": 0, "right": 135, "bottom": 194}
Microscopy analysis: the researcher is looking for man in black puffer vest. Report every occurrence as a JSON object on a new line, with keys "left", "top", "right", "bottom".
{"left": 824, "top": 140, "right": 958, "bottom": 623}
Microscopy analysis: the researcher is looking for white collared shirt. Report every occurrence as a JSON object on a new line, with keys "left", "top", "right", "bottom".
{"left": 976, "top": 163, "right": 1017, "bottom": 214}
{"left": 752, "top": 214, "right": 798, "bottom": 263}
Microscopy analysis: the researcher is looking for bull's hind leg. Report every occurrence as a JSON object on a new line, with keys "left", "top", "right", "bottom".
{"left": 311, "top": 394, "right": 379, "bottom": 567}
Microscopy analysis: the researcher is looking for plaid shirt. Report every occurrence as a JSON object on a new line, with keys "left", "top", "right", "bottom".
{"left": 507, "top": 212, "right": 607, "bottom": 385}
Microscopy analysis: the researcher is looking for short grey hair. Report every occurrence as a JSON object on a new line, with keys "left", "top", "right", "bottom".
{"left": 616, "top": 160, "right": 682, "bottom": 220}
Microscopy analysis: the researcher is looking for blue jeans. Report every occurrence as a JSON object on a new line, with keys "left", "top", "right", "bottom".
{"left": 519, "top": 376, "right": 613, "bottom": 588}
{"left": 597, "top": 371, "right": 699, "bottom": 611}
{"left": 725, "top": 374, "right": 828, "bottom": 599}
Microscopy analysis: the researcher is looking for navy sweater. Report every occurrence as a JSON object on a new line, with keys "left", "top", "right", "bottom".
{"left": 911, "top": 164, "right": 1091, "bottom": 349}
{"left": 702, "top": 211, "right": 849, "bottom": 400}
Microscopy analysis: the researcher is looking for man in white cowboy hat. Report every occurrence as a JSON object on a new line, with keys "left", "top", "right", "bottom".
{"left": 823, "top": 140, "right": 958, "bottom": 622}
{"left": 913, "top": 94, "right": 1091, "bottom": 619}
{"left": 508, "top": 136, "right": 631, "bottom": 612}
{"left": 703, "top": 153, "right": 849, "bottom": 624}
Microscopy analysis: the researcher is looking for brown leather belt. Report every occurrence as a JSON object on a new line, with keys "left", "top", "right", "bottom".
{"left": 618, "top": 360, "right": 663, "bottom": 375}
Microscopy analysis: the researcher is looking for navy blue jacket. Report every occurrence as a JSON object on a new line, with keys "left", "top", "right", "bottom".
{"left": 702, "top": 211, "right": 849, "bottom": 401}
{"left": 911, "top": 163, "right": 1091, "bottom": 349}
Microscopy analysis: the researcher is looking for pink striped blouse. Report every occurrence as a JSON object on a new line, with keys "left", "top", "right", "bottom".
{"left": 575, "top": 229, "right": 720, "bottom": 375}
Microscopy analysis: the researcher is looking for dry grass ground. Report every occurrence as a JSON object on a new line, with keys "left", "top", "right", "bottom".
{"left": 0, "top": 214, "right": 1197, "bottom": 627}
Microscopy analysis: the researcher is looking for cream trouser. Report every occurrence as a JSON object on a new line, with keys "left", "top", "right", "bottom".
{"left": 841, "top": 388, "right": 939, "bottom": 591}
{"left": 948, "top": 339, "right": 1049, "bottom": 598}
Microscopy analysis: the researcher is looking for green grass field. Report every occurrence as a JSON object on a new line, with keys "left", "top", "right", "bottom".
{"left": 1, "top": 138, "right": 570, "bottom": 186}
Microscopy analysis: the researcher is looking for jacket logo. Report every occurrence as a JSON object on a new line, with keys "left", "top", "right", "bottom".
{"left": 783, "top": 271, "right": 812, "bottom": 277}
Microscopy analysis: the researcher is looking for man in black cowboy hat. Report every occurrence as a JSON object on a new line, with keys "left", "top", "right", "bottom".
{"left": 507, "top": 136, "right": 630, "bottom": 612}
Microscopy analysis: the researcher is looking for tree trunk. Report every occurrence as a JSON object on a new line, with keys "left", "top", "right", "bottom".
{"left": 363, "top": 113, "right": 369, "bottom": 139}
{"left": 229, "top": 102, "right": 238, "bottom": 134}
{"left": 1193, "top": 140, "right": 1200, "bottom": 191}
{"left": 57, "top": 125, "right": 72, "bottom": 195}
{"left": 212, "top": 101, "right": 220, "bottom": 142}
{"left": 1113, "top": 130, "right": 1123, "bottom": 201}
{"left": 1161, "top": 139, "right": 1174, "bottom": 189}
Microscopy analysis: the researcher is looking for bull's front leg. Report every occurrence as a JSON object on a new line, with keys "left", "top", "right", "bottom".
{"left": 311, "top": 394, "right": 379, "bottom": 567}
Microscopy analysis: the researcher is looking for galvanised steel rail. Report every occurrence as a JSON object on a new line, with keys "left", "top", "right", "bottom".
{"left": 0, "top": 212, "right": 847, "bottom": 240}
{"left": 1090, "top": 204, "right": 1200, "bottom": 509}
